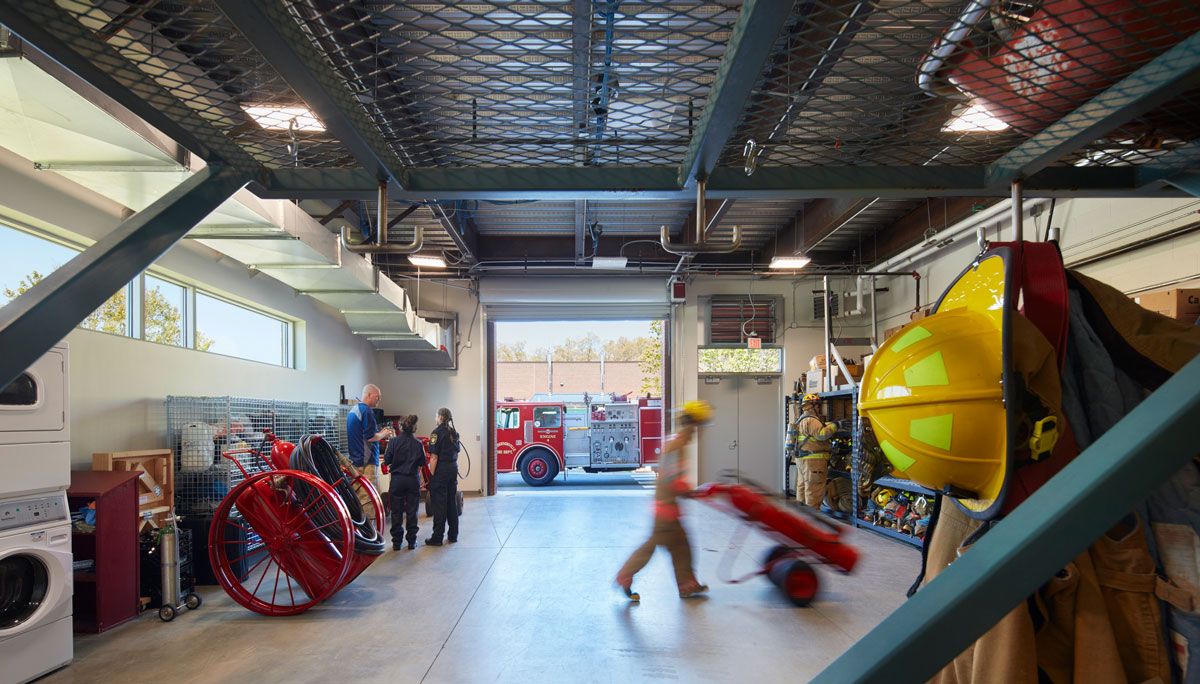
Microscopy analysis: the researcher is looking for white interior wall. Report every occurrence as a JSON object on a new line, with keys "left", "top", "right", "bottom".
{"left": 873, "top": 196, "right": 1200, "bottom": 325}
{"left": 373, "top": 281, "right": 486, "bottom": 494}
{"left": 1, "top": 147, "right": 379, "bottom": 467}
{"left": 674, "top": 276, "right": 874, "bottom": 472}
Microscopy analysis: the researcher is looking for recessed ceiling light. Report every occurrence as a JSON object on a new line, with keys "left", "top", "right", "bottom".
{"left": 408, "top": 254, "right": 446, "bottom": 268}
{"left": 242, "top": 105, "right": 326, "bottom": 131}
{"left": 769, "top": 256, "right": 812, "bottom": 269}
{"left": 592, "top": 256, "right": 628, "bottom": 269}
{"left": 943, "top": 101, "right": 1009, "bottom": 133}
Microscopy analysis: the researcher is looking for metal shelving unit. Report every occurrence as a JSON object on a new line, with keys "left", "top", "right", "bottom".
{"left": 874, "top": 476, "right": 936, "bottom": 498}
{"left": 815, "top": 388, "right": 925, "bottom": 549}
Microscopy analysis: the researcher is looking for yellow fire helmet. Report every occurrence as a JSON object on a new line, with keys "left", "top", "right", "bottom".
{"left": 860, "top": 250, "right": 1016, "bottom": 520}
{"left": 801, "top": 393, "right": 820, "bottom": 406}
{"left": 681, "top": 400, "right": 714, "bottom": 425}
{"left": 874, "top": 488, "right": 897, "bottom": 507}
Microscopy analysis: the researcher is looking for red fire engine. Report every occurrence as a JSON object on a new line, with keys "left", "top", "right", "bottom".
{"left": 495, "top": 396, "right": 664, "bottom": 485}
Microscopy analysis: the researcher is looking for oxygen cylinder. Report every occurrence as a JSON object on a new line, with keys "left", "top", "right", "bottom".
{"left": 161, "top": 518, "right": 181, "bottom": 610}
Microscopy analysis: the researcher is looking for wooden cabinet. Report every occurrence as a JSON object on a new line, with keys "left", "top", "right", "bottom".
{"left": 68, "top": 470, "right": 140, "bottom": 633}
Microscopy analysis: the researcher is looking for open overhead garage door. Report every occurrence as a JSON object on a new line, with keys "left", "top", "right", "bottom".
{"left": 479, "top": 277, "right": 672, "bottom": 321}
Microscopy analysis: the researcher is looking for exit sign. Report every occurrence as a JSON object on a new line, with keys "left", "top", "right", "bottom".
{"left": 747, "top": 336, "right": 761, "bottom": 349}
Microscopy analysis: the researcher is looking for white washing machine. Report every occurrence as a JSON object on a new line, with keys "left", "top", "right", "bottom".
{"left": 0, "top": 343, "right": 69, "bottom": 499}
{"left": 0, "top": 491, "right": 72, "bottom": 684}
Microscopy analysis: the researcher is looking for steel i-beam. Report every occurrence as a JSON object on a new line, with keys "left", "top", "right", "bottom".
{"left": 812, "top": 353, "right": 1200, "bottom": 683}
{"left": 0, "top": 166, "right": 250, "bottom": 387}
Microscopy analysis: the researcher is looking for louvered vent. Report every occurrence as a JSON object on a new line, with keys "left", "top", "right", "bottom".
{"left": 709, "top": 299, "right": 776, "bottom": 344}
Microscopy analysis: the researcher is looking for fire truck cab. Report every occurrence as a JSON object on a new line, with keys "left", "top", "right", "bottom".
{"left": 496, "top": 397, "right": 663, "bottom": 486}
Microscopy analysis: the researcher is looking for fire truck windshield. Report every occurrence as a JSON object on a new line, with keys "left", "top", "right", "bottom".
{"left": 497, "top": 407, "right": 520, "bottom": 429}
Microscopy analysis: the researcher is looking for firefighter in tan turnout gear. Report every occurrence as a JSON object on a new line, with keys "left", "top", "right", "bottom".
{"left": 793, "top": 394, "right": 837, "bottom": 508}
{"left": 615, "top": 400, "right": 712, "bottom": 602}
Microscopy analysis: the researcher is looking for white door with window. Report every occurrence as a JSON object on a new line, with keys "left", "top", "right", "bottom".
{"left": 697, "top": 374, "right": 782, "bottom": 491}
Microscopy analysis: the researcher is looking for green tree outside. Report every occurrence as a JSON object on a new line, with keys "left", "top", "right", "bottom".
{"left": 5, "top": 270, "right": 213, "bottom": 350}
{"left": 639, "top": 320, "right": 663, "bottom": 395}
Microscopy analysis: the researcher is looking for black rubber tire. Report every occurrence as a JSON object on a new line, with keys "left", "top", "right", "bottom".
{"left": 159, "top": 605, "right": 176, "bottom": 622}
{"left": 763, "top": 544, "right": 792, "bottom": 568}
{"left": 519, "top": 449, "right": 559, "bottom": 486}
{"left": 185, "top": 593, "right": 202, "bottom": 610}
{"left": 767, "top": 558, "right": 819, "bottom": 607}
{"left": 423, "top": 491, "right": 432, "bottom": 518}
{"left": 456, "top": 490, "right": 464, "bottom": 516}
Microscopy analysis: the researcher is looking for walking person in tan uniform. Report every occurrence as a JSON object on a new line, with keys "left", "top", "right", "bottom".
{"left": 616, "top": 400, "right": 712, "bottom": 601}
{"left": 793, "top": 394, "right": 836, "bottom": 508}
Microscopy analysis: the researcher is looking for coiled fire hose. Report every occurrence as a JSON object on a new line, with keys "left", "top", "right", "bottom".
{"left": 291, "top": 434, "right": 386, "bottom": 556}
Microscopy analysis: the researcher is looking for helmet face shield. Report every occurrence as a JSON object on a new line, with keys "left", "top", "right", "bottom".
{"left": 860, "top": 249, "right": 1016, "bottom": 520}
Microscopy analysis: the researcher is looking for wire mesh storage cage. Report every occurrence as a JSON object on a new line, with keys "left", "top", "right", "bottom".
{"left": 166, "top": 396, "right": 350, "bottom": 517}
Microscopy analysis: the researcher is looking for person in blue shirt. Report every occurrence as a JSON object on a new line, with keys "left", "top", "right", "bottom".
{"left": 346, "top": 383, "right": 392, "bottom": 525}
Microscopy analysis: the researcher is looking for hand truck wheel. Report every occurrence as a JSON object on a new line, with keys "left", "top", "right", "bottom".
{"left": 184, "top": 593, "right": 202, "bottom": 610}
{"left": 209, "top": 470, "right": 355, "bottom": 616}
{"left": 768, "top": 557, "right": 819, "bottom": 607}
{"left": 159, "top": 604, "right": 176, "bottom": 622}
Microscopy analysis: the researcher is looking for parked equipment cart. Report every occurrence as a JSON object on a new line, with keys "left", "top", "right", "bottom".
{"left": 692, "top": 481, "right": 859, "bottom": 606}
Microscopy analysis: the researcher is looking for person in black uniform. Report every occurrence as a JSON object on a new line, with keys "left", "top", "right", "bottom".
{"left": 382, "top": 414, "right": 425, "bottom": 551}
{"left": 425, "top": 407, "right": 459, "bottom": 546}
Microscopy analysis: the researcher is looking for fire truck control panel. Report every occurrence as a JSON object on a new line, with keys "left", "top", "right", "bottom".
{"left": 590, "top": 403, "right": 639, "bottom": 466}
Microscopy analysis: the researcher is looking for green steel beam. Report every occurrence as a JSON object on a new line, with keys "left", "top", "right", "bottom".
{"left": 676, "top": 0, "right": 792, "bottom": 186}
{"left": 1137, "top": 141, "right": 1200, "bottom": 191}
{"left": 987, "top": 30, "right": 1200, "bottom": 186}
{"left": 812, "top": 353, "right": 1200, "bottom": 684}
{"left": 256, "top": 165, "right": 1170, "bottom": 201}
{"left": 214, "top": 0, "right": 411, "bottom": 188}
{"left": 0, "top": 1, "right": 257, "bottom": 171}
{"left": 0, "top": 166, "right": 249, "bottom": 388}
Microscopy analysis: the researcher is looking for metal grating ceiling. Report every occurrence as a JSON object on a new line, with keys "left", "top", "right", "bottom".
{"left": 720, "top": 0, "right": 1200, "bottom": 169}
{"left": 4, "top": 0, "right": 1200, "bottom": 273}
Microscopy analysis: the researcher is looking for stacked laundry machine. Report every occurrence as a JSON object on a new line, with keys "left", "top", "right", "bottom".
{"left": 0, "top": 343, "right": 73, "bottom": 684}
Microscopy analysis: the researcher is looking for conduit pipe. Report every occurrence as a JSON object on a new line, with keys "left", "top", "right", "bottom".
{"left": 868, "top": 198, "right": 1050, "bottom": 273}
{"left": 340, "top": 181, "right": 423, "bottom": 254}
{"left": 917, "top": 0, "right": 996, "bottom": 97}
{"left": 661, "top": 178, "right": 742, "bottom": 255}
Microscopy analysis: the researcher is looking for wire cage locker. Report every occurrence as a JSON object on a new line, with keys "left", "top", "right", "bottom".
{"left": 166, "top": 396, "right": 350, "bottom": 518}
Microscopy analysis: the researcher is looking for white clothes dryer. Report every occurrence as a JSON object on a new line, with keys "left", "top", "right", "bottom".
{"left": 0, "top": 344, "right": 70, "bottom": 499}
{"left": 0, "top": 491, "right": 73, "bottom": 684}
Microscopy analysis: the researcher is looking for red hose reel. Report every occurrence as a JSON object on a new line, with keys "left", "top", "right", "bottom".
{"left": 208, "top": 435, "right": 384, "bottom": 616}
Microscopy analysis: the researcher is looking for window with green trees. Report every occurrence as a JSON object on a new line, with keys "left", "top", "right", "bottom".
{"left": 1, "top": 223, "right": 290, "bottom": 366}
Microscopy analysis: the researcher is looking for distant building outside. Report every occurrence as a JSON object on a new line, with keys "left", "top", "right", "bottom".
{"left": 497, "top": 361, "right": 648, "bottom": 401}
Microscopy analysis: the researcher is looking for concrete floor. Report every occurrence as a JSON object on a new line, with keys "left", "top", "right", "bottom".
{"left": 44, "top": 473, "right": 920, "bottom": 683}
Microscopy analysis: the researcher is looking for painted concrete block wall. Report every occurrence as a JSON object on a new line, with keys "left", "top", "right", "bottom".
{"left": 872, "top": 197, "right": 1200, "bottom": 325}
{"left": 373, "top": 282, "right": 486, "bottom": 495}
{"left": 1, "top": 150, "right": 379, "bottom": 467}
{"left": 676, "top": 276, "right": 875, "bottom": 474}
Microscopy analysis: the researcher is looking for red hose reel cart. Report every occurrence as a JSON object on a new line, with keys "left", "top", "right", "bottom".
{"left": 208, "top": 434, "right": 385, "bottom": 616}
{"left": 926, "top": 0, "right": 1200, "bottom": 134}
{"left": 692, "top": 482, "right": 859, "bottom": 606}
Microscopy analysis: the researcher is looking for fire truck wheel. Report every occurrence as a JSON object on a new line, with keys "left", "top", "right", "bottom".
{"left": 423, "top": 491, "right": 432, "bottom": 518}
{"left": 519, "top": 449, "right": 559, "bottom": 486}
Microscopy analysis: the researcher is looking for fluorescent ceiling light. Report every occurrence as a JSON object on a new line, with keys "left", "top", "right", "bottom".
{"left": 942, "top": 102, "right": 1009, "bottom": 133}
{"left": 592, "top": 256, "right": 628, "bottom": 269}
{"left": 408, "top": 254, "right": 447, "bottom": 268}
{"left": 242, "top": 105, "right": 326, "bottom": 131}
{"left": 769, "top": 256, "right": 812, "bottom": 269}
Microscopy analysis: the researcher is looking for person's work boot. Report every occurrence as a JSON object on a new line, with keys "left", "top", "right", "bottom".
{"left": 408, "top": 541, "right": 416, "bottom": 550}
{"left": 615, "top": 573, "right": 639, "bottom": 602}
{"left": 425, "top": 537, "right": 443, "bottom": 546}
{"left": 678, "top": 581, "right": 709, "bottom": 598}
